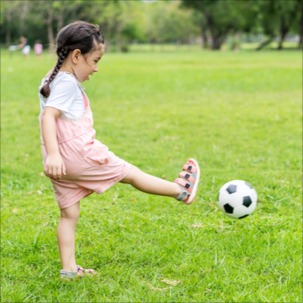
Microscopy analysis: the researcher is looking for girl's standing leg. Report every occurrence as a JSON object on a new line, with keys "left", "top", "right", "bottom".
{"left": 57, "top": 202, "right": 80, "bottom": 271}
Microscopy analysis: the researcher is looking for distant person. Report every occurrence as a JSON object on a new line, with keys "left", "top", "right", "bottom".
{"left": 38, "top": 21, "right": 200, "bottom": 279}
{"left": 18, "top": 36, "right": 30, "bottom": 58}
{"left": 34, "top": 40, "right": 43, "bottom": 57}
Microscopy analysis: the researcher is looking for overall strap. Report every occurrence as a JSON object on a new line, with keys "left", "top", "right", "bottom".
{"left": 82, "top": 92, "right": 89, "bottom": 109}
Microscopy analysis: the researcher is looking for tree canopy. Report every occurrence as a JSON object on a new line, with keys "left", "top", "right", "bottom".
{"left": 1, "top": 0, "right": 302, "bottom": 51}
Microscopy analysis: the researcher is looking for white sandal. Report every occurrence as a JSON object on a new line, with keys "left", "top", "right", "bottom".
{"left": 60, "top": 265, "right": 96, "bottom": 279}
{"left": 174, "top": 158, "right": 200, "bottom": 204}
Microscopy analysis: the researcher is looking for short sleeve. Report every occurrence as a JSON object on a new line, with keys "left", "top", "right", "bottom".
{"left": 45, "top": 76, "right": 78, "bottom": 113}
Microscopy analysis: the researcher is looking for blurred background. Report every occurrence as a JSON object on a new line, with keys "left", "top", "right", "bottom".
{"left": 1, "top": 0, "right": 302, "bottom": 53}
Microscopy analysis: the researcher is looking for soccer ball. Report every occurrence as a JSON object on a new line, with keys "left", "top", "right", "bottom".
{"left": 218, "top": 180, "right": 258, "bottom": 219}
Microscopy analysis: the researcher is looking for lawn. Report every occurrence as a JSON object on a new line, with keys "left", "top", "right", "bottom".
{"left": 1, "top": 48, "right": 302, "bottom": 302}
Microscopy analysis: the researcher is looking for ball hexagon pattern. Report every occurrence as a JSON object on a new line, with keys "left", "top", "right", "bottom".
{"left": 218, "top": 180, "right": 258, "bottom": 219}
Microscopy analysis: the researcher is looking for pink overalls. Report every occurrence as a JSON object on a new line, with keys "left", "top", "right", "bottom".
{"left": 40, "top": 93, "right": 131, "bottom": 209}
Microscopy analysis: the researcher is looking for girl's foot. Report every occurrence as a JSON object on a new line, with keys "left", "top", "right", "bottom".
{"left": 60, "top": 265, "right": 96, "bottom": 279}
{"left": 174, "top": 158, "right": 200, "bottom": 204}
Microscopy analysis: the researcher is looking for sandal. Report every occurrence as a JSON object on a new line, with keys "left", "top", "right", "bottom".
{"left": 174, "top": 158, "right": 200, "bottom": 204}
{"left": 60, "top": 265, "right": 96, "bottom": 279}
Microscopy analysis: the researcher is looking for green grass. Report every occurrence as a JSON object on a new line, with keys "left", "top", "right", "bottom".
{"left": 1, "top": 48, "right": 302, "bottom": 302}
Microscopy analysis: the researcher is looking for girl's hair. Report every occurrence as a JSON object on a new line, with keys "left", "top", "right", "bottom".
{"left": 40, "top": 21, "right": 104, "bottom": 98}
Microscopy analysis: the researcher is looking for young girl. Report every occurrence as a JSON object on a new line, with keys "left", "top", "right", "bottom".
{"left": 18, "top": 36, "right": 30, "bottom": 58}
{"left": 39, "top": 20, "right": 200, "bottom": 279}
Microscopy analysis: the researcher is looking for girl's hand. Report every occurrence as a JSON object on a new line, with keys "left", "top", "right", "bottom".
{"left": 41, "top": 107, "right": 65, "bottom": 180}
{"left": 44, "top": 153, "right": 66, "bottom": 180}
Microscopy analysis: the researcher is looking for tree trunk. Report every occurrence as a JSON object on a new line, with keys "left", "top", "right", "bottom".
{"left": 200, "top": 26, "right": 209, "bottom": 49}
{"left": 115, "top": 22, "right": 122, "bottom": 52}
{"left": 204, "top": 11, "right": 224, "bottom": 50}
{"left": 277, "top": 29, "right": 288, "bottom": 50}
{"left": 277, "top": 17, "right": 289, "bottom": 50}
{"left": 57, "top": 9, "right": 64, "bottom": 33}
{"left": 256, "top": 36, "right": 274, "bottom": 51}
{"left": 211, "top": 35, "right": 224, "bottom": 50}
{"left": 46, "top": 7, "right": 55, "bottom": 51}
{"left": 5, "top": 9, "right": 12, "bottom": 47}
{"left": 299, "top": 14, "right": 303, "bottom": 49}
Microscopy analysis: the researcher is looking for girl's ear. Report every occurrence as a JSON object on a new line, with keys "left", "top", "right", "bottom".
{"left": 71, "top": 49, "right": 81, "bottom": 64}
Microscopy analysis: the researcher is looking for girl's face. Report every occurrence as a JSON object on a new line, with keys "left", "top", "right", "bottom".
{"left": 75, "top": 43, "right": 105, "bottom": 82}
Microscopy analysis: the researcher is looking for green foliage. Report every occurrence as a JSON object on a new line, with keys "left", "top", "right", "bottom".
{"left": 256, "top": 0, "right": 302, "bottom": 35}
{"left": 181, "top": 0, "right": 257, "bottom": 49}
{"left": 1, "top": 48, "right": 302, "bottom": 302}
{"left": 1, "top": 0, "right": 302, "bottom": 51}
{"left": 182, "top": 0, "right": 303, "bottom": 49}
{"left": 143, "top": 0, "right": 198, "bottom": 44}
{"left": 0, "top": 0, "right": 200, "bottom": 50}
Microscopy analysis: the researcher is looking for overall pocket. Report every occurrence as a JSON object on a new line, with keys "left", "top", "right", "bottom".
{"left": 84, "top": 141, "right": 109, "bottom": 166}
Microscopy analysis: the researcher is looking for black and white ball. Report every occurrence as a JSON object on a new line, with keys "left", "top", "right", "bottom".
{"left": 218, "top": 180, "right": 258, "bottom": 219}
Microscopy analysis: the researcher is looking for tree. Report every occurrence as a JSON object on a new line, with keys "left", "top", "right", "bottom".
{"left": 299, "top": 1, "right": 303, "bottom": 48}
{"left": 1, "top": 1, "right": 19, "bottom": 47}
{"left": 144, "top": 0, "right": 198, "bottom": 45}
{"left": 181, "top": 0, "right": 249, "bottom": 50}
{"left": 102, "top": 1, "right": 140, "bottom": 52}
{"left": 85, "top": 0, "right": 144, "bottom": 52}
{"left": 255, "top": 0, "right": 303, "bottom": 50}
{"left": 1, "top": 1, "right": 32, "bottom": 47}
{"left": 30, "top": 0, "right": 89, "bottom": 51}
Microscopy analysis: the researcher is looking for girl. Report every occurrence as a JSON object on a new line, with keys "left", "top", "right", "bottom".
{"left": 39, "top": 21, "right": 200, "bottom": 279}
{"left": 18, "top": 36, "right": 30, "bottom": 58}
{"left": 34, "top": 40, "right": 43, "bottom": 57}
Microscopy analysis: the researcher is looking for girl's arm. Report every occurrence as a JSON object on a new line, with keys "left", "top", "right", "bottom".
{"left": 41, "top": 107, "right": 66, "bottom": 179}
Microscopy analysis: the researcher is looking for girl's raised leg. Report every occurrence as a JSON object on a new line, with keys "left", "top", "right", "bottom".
{"left": 121, "top": 159, "right": 200, "bottom": 204}
{"left": 121, "top": 165, "right": 181, "bottom": 198}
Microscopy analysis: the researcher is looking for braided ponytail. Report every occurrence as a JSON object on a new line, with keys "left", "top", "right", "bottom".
{"left": 40, "top": 47, "right": 69, "bottom": 98}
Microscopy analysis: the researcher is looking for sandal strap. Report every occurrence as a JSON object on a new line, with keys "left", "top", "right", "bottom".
{"left": 174, "top": 177, "right": 193, "bottom": 193}
{"left": 179, "top": 171, "right": 196, "bottom": 183}
{"left": 77, "top": 265, "right": 96, "bottom": 275}
{"left": 174, "top": 178, "right": 190, "bottom": 201}
{"left": 183, "top": 163, "right": 198, "bottom": 173}
{"left": 174, "top": 158, "right": 200, "bottom": 204}
{"left": 60, "top": 269, "right": 78, "bottom": 279}
{"left": 176, "top": 190, "right": 189, "bottom": 201}
{"left": 60, "top": 265, "right": 96, "bottom": 279}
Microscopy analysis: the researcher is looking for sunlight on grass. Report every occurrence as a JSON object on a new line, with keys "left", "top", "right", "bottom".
{"left": 1, "top": 48, "right": 302, "bottom": 302}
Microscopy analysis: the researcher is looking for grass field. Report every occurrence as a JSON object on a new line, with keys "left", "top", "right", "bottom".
{"left": 1, "top": 48, "right": 302, "bottom": 302}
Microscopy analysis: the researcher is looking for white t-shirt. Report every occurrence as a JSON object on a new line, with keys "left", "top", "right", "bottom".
{"left": 39, "top": 72, "right": 86, "bottom": 119}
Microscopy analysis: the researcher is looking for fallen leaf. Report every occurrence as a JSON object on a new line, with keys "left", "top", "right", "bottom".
{"left": 192, "top": 223, "right": 204, "bottom": 228}
{"left": 161, "top": 279, "right": 181, "bottom": 286}
{"left": 147, "top": 283, "right": 171, "bottom": 291}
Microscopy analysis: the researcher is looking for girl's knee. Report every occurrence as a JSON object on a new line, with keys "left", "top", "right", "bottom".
{"left": 120, "top": 165, "right": 142, "bottom": 184}
{"left": 60, "top": 202, "right": 80, "bottom": 220}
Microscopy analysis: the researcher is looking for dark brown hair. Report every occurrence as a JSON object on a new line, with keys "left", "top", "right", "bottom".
{"left": 40, "top": 21, "right": 105, "bottom": 97}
